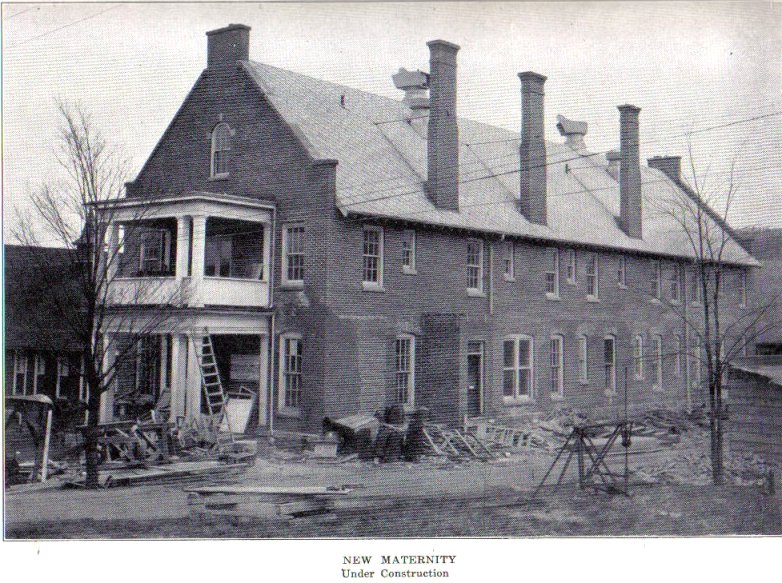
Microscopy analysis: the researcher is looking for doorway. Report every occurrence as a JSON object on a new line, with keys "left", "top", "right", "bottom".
{"left": 467, "top": 341, "right": 484, "bottom": 417}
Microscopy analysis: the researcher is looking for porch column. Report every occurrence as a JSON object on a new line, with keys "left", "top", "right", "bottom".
{"left": 185, "top": 333, "right": 203, "bottom": 421}
{"left": 190, "top": 214, "right": 207, "bottom": 308}
{"left": 99, "top": 334, "right": 115, "bottom": 423}
{"left": 169, "top": 334, "right": 188, "bottom": 421}
{"left": 175, "top": 216, "right": 191, "bottom": 280}
{"left": 258, "top": 334, "right": 269, "bottom": 427}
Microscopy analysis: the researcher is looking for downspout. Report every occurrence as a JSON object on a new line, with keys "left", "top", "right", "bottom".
{"left": 267, "top": 206, "right": 277, "bottom": 440}
{"left": 488, "top": 241, "right": 494, "bottom": 315}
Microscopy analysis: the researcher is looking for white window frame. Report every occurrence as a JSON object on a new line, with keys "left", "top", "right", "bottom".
{"left": 503, "top": 335, "right": 534, "bottom": 402}
{"left": 566, "top": 249, "right": 577, "bottom": 285}
{"left": 13, "top": 350, "right": 28, "bottom": 395}
{"left": 689, "top": 268, "right": 702, "bottom": 304}
{"left": 502, "top": 240, "right": 515, "bottom": 281}
{"left": 675, "top": 335, "right": 682, "bottom": 378}
{"left": 651, "top": 260, "right": 661, "bottom": 300}
{"left": 550, "top": 335, "right": 564, "bottom": 398}
{"left": 278, "top": 333, "right": 303, "bottom": 415}
{"left": 402, "top": 229, "right": 417, "bottom": 274}
{"left": 693, "top": 336, "right": 703, "bottom": 386}
{"left": 139, "top": 229, "right": 172, "bottom": 274}
{"left": 394, "top": 334, "right": 416, "bottom": 406}
{"left": 467, "top": 239, "right": 484, "bottom": 295}
{"left": 670, "top": 264, "right": 682, "bottom": 303}
{"left": 78, "top": 356, "right": 88, "bottom": 403}
{"left": 281, "top": 224, "right": 305, "bottom": 287}
{"left": 604, "top": 335, "right": 617, "bottom": 394}
{"left": 652, "top": 335, "right": 663, "bottom": 390}
{"left": 586, "top": 253, "right": 599, "bottom": 300}
{"left": 56, "top": 356, "right": 70, "bottom": 399}
{"left": 634, "top": 335, "right": 644, "bottom": 379}
{"left": 577, "top": 335, "right": 588, "bottom": 384}
{"left": 33, "top": 353, "right": 46, "bottom": 395}
{"left": 617, "top": 256, "right": 627, "bottom": 288}
{"left": 545, "top": 247, "right": 560, "bottom": 298}
{"left": 362, "top": 225, "right": 384, "bottom": 290}
{"left": 740, "top": 270, "right": 747, "bottom": 308}
{"left": 210, "top": 122, "right": 231, "bottom": 178}
{"left": 204, "top": 235, "right": 233, "bottom": 278}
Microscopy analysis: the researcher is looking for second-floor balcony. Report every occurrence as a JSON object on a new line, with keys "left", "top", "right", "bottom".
{"left": 97, "top": 192, "right": 274, "bottom": 309}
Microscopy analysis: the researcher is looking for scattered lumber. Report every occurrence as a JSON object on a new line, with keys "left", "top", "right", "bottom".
{"left": 422, "top": 425, "right": 494, "bottom": 460}
{"left": 186, "top": 485, "right": 352, "bottom": 521}
{"left": 61, "top": 460, "right": 249, "bottom": 489}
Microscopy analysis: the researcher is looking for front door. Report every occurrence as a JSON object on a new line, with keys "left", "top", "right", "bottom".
{"left": 467, "top": 341, "right": 484, "bottom": 417}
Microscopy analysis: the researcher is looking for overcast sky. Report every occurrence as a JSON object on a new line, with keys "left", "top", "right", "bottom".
{"left": 3, "top": 2, "right": 781, "bottom": 245}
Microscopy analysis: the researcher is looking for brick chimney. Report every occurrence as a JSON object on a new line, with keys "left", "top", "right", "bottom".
{"left": 206, "top": 24, "right": 251, "bottom": 68}
{"left": 648, "top": 155, "right": 681, "bottom": 182}
{"left": 426, "top": 40, "right": 460, "bottom": 211}
{"left": 618, "top": 104, "right": 642, "bottom": 239}
{"left": 519, "top": 72, "right": 548, "bottom": 225}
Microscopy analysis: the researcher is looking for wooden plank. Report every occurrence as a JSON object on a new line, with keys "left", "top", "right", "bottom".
{"left": 185, "top": 485, "right": 351, "bottom": 496}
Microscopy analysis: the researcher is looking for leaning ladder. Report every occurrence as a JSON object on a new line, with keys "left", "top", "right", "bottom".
{"left": 194, "top": 329, "right": 235, "bottom": 454}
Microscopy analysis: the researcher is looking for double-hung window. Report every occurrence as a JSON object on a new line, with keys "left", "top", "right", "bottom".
{"left": 395, "top": 335, "right": 415, "bottom": 405}
{"left": 586, "top": 254, "right": 599, "bottom": 300}
{"left": 566, "top": 250, "right": 576, "bottom": 285}
{"left": 467, "top": 239, "right": 484, "bottom": 294}
{"left": 503, "top": 336, "right": 534, "bottom": 400}
{"left": 675, "top": 335, "right": 682, "bottom": 377}
{"left": 56, "top": 357, "right": 70, "bottom": 399}
{"left": 210, "top": 122, "right": 231, "bottom": 178}
{"left": 139, "top": 229, "right": 171, "bottom": 275}
{"left": 204, "top": 237, "right": 232, "bottom": 278}
{"left": 545, "top": 248, "right": 559, "bottom": 297}
{"left": 280, "top": 334, "right": 303, "bottom": 412}
{"left": 604, "top": 336, "right": 616, "bottom": 393}
{"left": 402, "top": 229, "right": 417, "bottom": 274}
{"left": 577, "top": 336, "right": 588, "bottom": 384}
{"left": 282, "top": 225, "right": 305, "bottom": 286}
{"left": 669, "top": 264, "right": 682, "bottom": 303}
{"left": 617, "top": 256, "right": 627, "bottom": 287}
{"left": 362, "top": 226, "right": 384, "bottom": 289}
{"left": 740, "top": 270, "right": 747, "bottom": 308}
{"left": 13, "top": 350, "right": 28, "bottom": 395}
{"left": 550, "top": 335, "right": 564, "bottom": 397}
{"left": 651, "top": 260, "right": 662, "bottom": 300}
{"left": 634, "top": 335, "right": 644, "bottom": 379}
{"left": 689, "top": 268, "right": 702, "bottom": 303}
{"left": 502, "top": 240, "right": 515, "bottom": 281}
{"left": 652, "top": 335, "right": 663, "bottom": 390}
{"left": 33, "top": 353, "right": 46, "bottom": 395}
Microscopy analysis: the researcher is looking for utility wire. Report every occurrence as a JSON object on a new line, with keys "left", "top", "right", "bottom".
{"left": 7, "top": 5, "right": 121, "bottom": 49}
{"left": 6, "top": 6, "right": 36, "bottom": 20}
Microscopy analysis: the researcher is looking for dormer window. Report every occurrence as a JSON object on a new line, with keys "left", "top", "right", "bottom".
{"left": 211, "top": 122, "right": 231, "bottom": 178}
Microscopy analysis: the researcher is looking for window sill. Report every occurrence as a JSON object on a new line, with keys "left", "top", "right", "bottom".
{"left": 204, "top": 276, "right": 267, "bottom": 283}
{"left": 362, "top": 282, "right": 385, "bottom": 292}
{"left": 652, "top": 386, "right": 665, "bottom": 393}
{"left": 649, "top": 298, "right": 661, "bottom": 305}
{"left": 503, "top": 396, "right": 535, "bottom": 406}
{"left": 617, "top": 283, "right": 627, "bottom": 290}
{"left": 281, "top": 280, "right": 305, "bottom": 290}
{"left": 276, "top": 407, "right": 301, "bottom": 419}
{"left": 566, "top": 279, "right": 577, "bottom": 286}
{"left": 550, "top": 393, "right": 565, "bottom": 402}
{"left": 690, "top": 300, "right": 701, "bottom": 307}
{"left": 545, "top": 293, "right": 560, "bottom": 301}
{"left": 579, "top": 380, "right": 589, "bottom": 386}
{"left": 503, "top": 274, "right": 516, "bottom": 282}
{"left": 603, "top": 389, "right": 618, "bottom": 398}
{"left": 467, "top": 288, "right": 486, "bottom": 298}
{"left": 208, "top": 174, "right": 230, "bottom": 182}
{"left": 402, "top": 266, "right": 418, "bottom": 276}
{"left": 586, "top": 296, "right": 600, "bottom": 303}
{"left": 670, "top": 299, "right": 681, "bottom": 306}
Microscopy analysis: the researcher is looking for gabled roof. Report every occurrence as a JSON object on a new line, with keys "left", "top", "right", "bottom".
{"left": 4, "top": 245, "right": 83, "bottom": 352}
{"left": 243, "top": 61, "right": 755, "bottom": 265}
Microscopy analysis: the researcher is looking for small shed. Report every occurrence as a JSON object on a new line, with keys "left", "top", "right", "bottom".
{"left": 727, "top": 356, "right": 782, "bottom": 468}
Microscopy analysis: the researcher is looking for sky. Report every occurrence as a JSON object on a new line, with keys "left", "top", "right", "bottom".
{"left": 3, "top": 1, "right": 781, "bottom": 246}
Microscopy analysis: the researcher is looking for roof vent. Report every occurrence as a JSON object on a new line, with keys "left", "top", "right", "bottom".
{"left": 392, "top": 68, "right": 430, "bottom": 110}
{"left": 556, "top": 115, "right": 588, "bottom": 151}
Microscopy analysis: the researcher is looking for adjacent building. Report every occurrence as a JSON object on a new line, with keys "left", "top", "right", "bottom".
{"left": 95, "top": 24, "right": 757, "bottom": 432}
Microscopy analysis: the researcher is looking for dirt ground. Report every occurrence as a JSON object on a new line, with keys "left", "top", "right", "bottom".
{"left": 5, "top": 429, "right": 781, "bottom": 538}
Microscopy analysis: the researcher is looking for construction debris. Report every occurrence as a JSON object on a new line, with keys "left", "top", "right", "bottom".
{"left": 62, "top": 460, "right": 249, "bottom": 489}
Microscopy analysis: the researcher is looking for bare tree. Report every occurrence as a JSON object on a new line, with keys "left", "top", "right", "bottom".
{"left": 649, "top": 146, "right": 782, "bottom": 485}
{"left": 13, "top": 103, "right": 185, "bottom": 488}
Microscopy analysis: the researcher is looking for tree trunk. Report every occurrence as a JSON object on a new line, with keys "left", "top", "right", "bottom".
{"left": 84, "top": 391, "right": 101, "bottom": 489}
{"left": 709, "top": 380, "right": 725, "bottom": 485}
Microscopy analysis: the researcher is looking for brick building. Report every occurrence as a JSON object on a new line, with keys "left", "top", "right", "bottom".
{"left": 96, "top": 24, "right": 757, "bottom": 432}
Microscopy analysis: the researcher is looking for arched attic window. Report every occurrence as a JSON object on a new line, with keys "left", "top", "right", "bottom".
{"left": 211, "top": 122, "right": 231, "bottom": 178}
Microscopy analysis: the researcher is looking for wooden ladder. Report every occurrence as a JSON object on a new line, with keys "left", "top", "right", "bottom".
{"left": 194, "top": 330, "right": 235, "bottom": 454}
